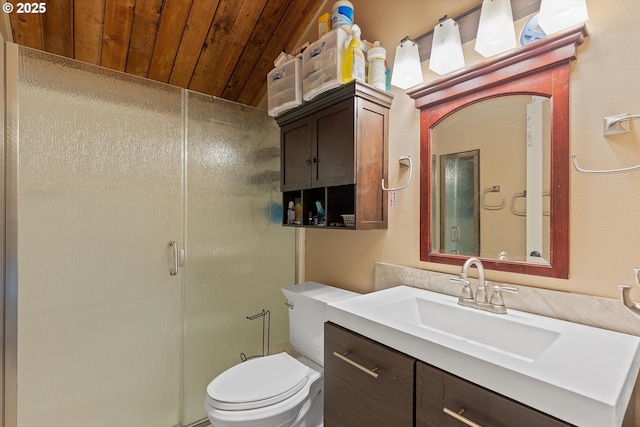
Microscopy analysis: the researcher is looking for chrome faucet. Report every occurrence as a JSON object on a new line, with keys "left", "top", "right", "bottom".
{"left": 452, "top": 257, "right": 487, "bottom": 303}
{"left": 450, "top": 257, "right": 518, "bottom": 314}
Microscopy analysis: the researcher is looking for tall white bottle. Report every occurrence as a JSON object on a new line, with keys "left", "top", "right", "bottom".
{"left": 367, "top": 41, "right": 387, "bottom": 91}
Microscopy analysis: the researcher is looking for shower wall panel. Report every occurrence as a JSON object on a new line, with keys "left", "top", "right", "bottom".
{"left": 183, "top": 91, "right": 295, "bottom": 424}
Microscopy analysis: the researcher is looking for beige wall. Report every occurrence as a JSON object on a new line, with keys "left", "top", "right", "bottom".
{"left": 303, "top": 0, "right": 640, "bottom": 299}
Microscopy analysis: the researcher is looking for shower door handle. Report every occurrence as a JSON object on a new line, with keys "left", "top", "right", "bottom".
{"left": 169, "top": 241, "right": 179, "bottom": 276}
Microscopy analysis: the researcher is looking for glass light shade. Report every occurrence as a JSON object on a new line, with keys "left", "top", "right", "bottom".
{"left": 429, "top": 18, "right": 465, "bottom": 75}
{"left": 475, "top": 0, "right": 517, "bottom": 57}
{"left": 391, "top": 39, "right": 423, "bottom": 89}
{"left": 538, "top": 0, "right": 588, "bottom": 35}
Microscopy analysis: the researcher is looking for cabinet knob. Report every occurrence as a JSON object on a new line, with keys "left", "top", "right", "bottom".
{"left": 306, "top": 158, "right": 311, "bottom": 165}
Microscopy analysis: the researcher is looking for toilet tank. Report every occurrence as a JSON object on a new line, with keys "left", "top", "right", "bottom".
{"left": 282, "top": 282, "right": 358, "bottom": 366}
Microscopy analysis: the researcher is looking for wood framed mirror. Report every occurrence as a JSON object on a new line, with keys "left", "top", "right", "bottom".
{"left": 408, "top": 25, "right": 587, "bottom": 278}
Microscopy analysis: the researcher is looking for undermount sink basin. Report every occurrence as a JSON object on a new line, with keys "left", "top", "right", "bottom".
{"left": 372, "top": 296, "right": 560, "bottom": 362}
{"left": 327, "top": 285, "right": 640, "bottom": 427}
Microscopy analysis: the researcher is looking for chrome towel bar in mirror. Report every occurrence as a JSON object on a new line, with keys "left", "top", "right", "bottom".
{"left": 481, "top": 186, "right": 506, "bottom": 210}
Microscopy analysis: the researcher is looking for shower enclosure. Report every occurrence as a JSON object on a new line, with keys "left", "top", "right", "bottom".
{"left": 3, "top": 44, "right": 295, "bottom": 426}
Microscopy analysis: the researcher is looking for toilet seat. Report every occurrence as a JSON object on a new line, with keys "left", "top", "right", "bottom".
{"left": 207, "top": 353, "right": 312, "bottom": 411}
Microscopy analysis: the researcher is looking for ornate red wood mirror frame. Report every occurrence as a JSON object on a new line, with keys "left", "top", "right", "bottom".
{"left": 408, "top": 25, "right": 587, "bottom": 278}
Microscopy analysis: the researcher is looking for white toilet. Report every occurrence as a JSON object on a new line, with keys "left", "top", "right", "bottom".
{"left": 204, "top": 282, "right": 357, "bottom": 427}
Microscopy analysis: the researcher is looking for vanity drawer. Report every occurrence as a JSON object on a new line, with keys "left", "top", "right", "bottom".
{"left": 324, "top": 322, "right": 414, "bottom": 427}
{"left": 416, "top": 361, "right": 570, "bottom": 427}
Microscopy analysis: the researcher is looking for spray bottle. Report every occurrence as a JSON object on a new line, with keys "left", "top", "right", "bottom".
{"left": 341, "top": 24, "right": 365, "bottom": 83}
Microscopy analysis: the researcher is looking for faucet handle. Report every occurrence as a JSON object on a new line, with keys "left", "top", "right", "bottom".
{"left": 450, "top": 276, "right": 473, "bottom": 300}
{"left": 475, "top": 280, "right": 490, "bottom": 304}
{"left": 489, "top": 285, "right": 518, "bottom": 306}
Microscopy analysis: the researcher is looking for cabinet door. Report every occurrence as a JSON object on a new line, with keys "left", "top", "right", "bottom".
{"left": 281, "top": 117, "right": 313, "bottom": 191}
{"left": 354, "top": 97, "right": 388, "bottom": 229}
{"left": 416, "top": 361, "right": 570, "bottom": 427}
{"left": 313, "top": 99, "right": 356, "bottom": 187}
{"left": 324, "top": 323, "right": 414, "bottom": 427}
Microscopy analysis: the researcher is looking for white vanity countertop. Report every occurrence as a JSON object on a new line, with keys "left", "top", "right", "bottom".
{"left": 326, "top": 285, "right": 640, "bottom": 427}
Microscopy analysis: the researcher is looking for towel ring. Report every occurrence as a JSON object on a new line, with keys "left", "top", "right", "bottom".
{"left": 382, "top": 156, "right": 413, "bottom": 191}
{"left": 481, "top": 186, "right": 506, "bottom": 210}
{"left": 510, "top": 190, "right": 550, "bottom": 216}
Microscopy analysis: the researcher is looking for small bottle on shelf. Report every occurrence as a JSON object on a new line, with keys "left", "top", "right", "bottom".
{"left": 287, "top": 201, "right": 295, "bottom": 224}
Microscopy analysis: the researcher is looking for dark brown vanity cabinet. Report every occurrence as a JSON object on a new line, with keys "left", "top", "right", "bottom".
{"left": 416, "top": 362, "right": 570, "bottom": 427}
{"left": 324, "top": 323, "right": 636, "bottom": 427}
{"left": 324, "top": 322, "right": 414, "bottom": 426}
{"left": 276, "top": 82, "right": 392, "bottom": 229}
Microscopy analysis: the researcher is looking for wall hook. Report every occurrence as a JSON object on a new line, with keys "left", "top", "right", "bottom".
{"left": 382, "top": 156, "right": 413, "bottom": 191}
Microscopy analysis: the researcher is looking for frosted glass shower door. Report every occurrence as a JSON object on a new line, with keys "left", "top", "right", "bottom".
{"left": 8, "top": 47, "right": 184, "bottom": 427}
{"left": 440, "top": 150, "right": 480, "bottom": 256}
{"left": 182, "top": 92, "right": 296, "bottom": 424}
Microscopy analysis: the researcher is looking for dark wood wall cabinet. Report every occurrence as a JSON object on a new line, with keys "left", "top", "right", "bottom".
{"left": 276, "top": 82, "right": 392, "bottom": 230}
{"left": 324, "top": 322, "right": 635, "bottom": 427}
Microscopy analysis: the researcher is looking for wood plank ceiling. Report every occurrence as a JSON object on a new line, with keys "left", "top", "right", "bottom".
{"left": 8, "top": 0, "right": 324, "bottom": 106}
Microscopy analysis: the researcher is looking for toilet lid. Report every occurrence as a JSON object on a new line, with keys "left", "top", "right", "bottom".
{"left": 207, "top": 352, "right": 311, "bottom": 411}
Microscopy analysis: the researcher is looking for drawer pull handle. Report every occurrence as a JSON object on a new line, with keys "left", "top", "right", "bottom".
{"left": 443, "top": 407, "right": 482, "bottom": 427}
{"left": 332, "top": 351, "right": 379, "bottom": 378}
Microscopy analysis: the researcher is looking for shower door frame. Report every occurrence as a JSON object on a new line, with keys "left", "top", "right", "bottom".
{"left": 4, "top": 39, "right": 18, "bottom": 427}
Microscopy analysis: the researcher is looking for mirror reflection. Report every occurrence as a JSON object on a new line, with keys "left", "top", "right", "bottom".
{"left": 431, "top": 95, "right": 550, "bottom": 264}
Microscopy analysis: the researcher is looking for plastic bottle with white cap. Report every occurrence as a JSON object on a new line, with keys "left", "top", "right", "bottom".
{"left": 367, "top": 41, "right": 387, "bottom": 91}
{"left": 331, "top": 1, "right": 354, "bottom": 32}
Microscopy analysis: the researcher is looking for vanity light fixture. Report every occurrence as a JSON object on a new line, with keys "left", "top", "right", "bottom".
{"left": 538, "top": 0, "right": 588, "bottom": 35}
{"left": 475, "top": 0, "right": 517, "bottom": 57}
{"left": 429, "top": 17, "right": 465, "bottom": 75}
{"left": 390, "top": 37, "right": 423, "bottom": 89}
